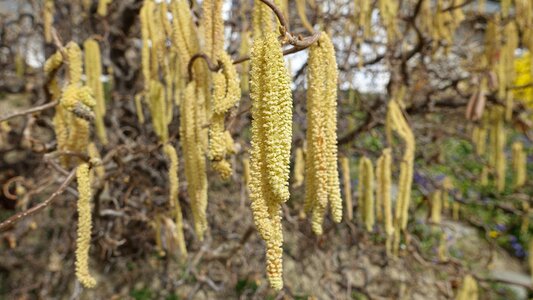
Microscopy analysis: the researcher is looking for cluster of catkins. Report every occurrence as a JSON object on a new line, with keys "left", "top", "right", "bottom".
{"left": 43, "top": 36, "right": 109, "bottom": 288}
{"left": 471, "top": 106, "right": 528, "bottom": 193}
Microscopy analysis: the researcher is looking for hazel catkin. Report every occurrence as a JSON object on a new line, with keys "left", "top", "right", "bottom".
{"left": 248, "top": 32, "right": 293, "bottom": 290}
{"left": 304, "top": 32, "right": 342, "bottom": 235}
{"left": 75, "top": 163, "right": 97, "bottom": 288}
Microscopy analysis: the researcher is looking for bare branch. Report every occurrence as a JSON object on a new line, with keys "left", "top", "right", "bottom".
{"left": 0, "top": 167, "right": 77, "bottom": 232}
{"left": 0, "top": 101, "right": 58, "bottom": 123}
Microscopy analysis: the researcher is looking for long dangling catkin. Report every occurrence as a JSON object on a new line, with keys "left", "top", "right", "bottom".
{"left": 388, "top": 99, "right": 415, "bottom": 230}
{"left": 248, "top": 32, "right": 292, "bottom": 290}
{"left": 375, "top": 156, "right": 383, "bottom": 223}
{"left": 252, "top": 0, "right": 276, "bottom": 39}
{"left": 51, "top": 43, "right": 96, "bottom": 167}
{"left": 140, "top": 2, "right": 151, "bottom": 85}
{"left": 163, "top": 143, "right": 187, "bottom": 257}
{"left": 512, "top": 141, "right": 527, "bottom": 189}
{"left": 489, "top": 107, "right": 506, "bottom": 192}
{"left": 242, "top": 156, "right": 251, "bottom": 188}
{"left": 340, "top": 156, "right": 353, "bottom": 221}
{"left": 43, "top": 0, "right": 54, "bottom": 43}
{"left": 442, "top": 177, "right": 453, "bottom": 211}
{"left": 293, "top": 147, "right": 305, "bottom": 188}
{"left": 358, "top": 156, "right": 374, "bottom": 232}
{"left": 239, "top": 31, "right": 251, "bottom": 93}
{"left": 84, "top": 39, "right": 108, "bottom": 145}
{"left": 378, "top": 148, "right": 394, "bottom": 236}
{"left": 181, "top": 82, "right": 209, "bottom": 240}
{"left": 75, "top": 163, "right": 97, "bottom": 288}
{"left": 472, "top": 113, "right": 488, "bottom": 156}
{"left": 304, "top": 32, "right": 342, "bottom": 235}
{"left": 148, "top": 80, "right": 168, "bottom": 142}
{"left": 295, "top": 0, "right": 314, "bottom": 33}
{"left": 202, "top": 0, "right": 224, "bottom": 61}
{"left": 456, "top": 274, "right": 478, "bottom": 300}
{"left": 430, "top": 190, "right": 442, "bottom": 225}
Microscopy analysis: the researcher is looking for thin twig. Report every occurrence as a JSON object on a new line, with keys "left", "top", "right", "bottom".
{"left": 0, "top": 167, "right": 77, "bottom": 232}
{"left": 0, "top": 101, "right": 58, "bottom": 123}
{"left": 187, "top": 53, "right": 221, "bottom": 82}
{"left": 233, "top": 31, "right": 322, "bottom": 65}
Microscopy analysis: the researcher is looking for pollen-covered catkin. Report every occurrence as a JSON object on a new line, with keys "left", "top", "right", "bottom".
{"left": 430, "top": 190, "right": 442, "bottom": 225}
{"left": 358, "top": 156, "right": 374, "bottom": 232}
{"left": 378, "top": 148, "right": 394, "bottom": 236}
{"left": 97, "top": 0, "right": 112, "bottom": 16}
{"left": 181, "top": 82, "right": 209, "bottom": 240}
{"left": 44, "top": 0, "right": 54, "bottom": 43}
{"left": 202, "top": 0, "right": 224, "bottom": 60}
{"left": 388, "top": 98, "right": 415, "bottom": 230}
{"left": 209, "top": 51, "right": 240, "bottom": 179}
{"left": 304, "top": 32, "right": 342, "bottom": 235}
{"left": 512, "top": 141, "right": 527, "bottom": 189}
{"left": 75, "top": 163, "right": 97, "bottom": 288}
{"left": 248, "top": 32, "right": 293, "bottom": 290}
{"left": 293, "top": 147, "right": 305, "bottom": 188}
{"left": 163, "top": 143, "right": 187, "bottom": 257}
{"left": 489, "top": 107, "right": 506, "bottom": 192}
{"left": 340, "top": 156, "right": 353, "bottom": 221}
{"left": 84, "top": 39, "right": 108, "bottom": 145}
{"left": 456, "top": 274, "right": 479, "bottom": 300}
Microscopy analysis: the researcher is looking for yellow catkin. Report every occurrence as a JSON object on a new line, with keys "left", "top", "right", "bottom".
{"left": 512, "top": 141, "right": 527, "bottom": 189}
{"left": 438, "top": 233, "right": 448, "bottom": 261}
{"left": 293, "top": 147, "right": 305, "bottom": 188}
{"left": 239, "top": 31, "right": 251, "bottom": 93}
{"left": 252, "top": 0, "right": 276, "bottom": 39}
{"left": 249, "top": 32, "right": 292, "bottom": 290}
{"left": 304, "top": 33, "right": 342, "bottom": 235}
{"left": 340, "top": 156, "right": 353, "bottom": 221}
{"left": 44, "top": 51, "right": 63, "bottom": 76}
{"left": 84, "top": 39, "right": 108, "bottom": 145}
{"left": 163, "top": 143, "right": 187, "bottom": 257}
{"left": 378, "top": 0, "right": 398, "bottom": 43}
{"left": 140, "top": 2, "right": 151, "bottom": 84}
{"left": 472, "top": 114, "right": 488, "bottom": 156}
{"left": 44, "top": 0, "right": 54, "bottom": 43}
{"left": 388, "top": 99, "right": 415, "bottom": 230}
{"left": 75, "top": 163, "right": 97, "bottom": 288}
{"left": 375, "top": 156, "right": 383, "bottom": 223}
{"left": 452, "top": 202, "right": 460, "bottom": 220}
{"left": 97, "top": 0, "right": 112, "bottom": 16}
{"left": 430, "top": 190, "right": 442, "bottom": 225}
{"left": 456, "top": 274, "right": 478, "bottom": 300}
{"left": 295, "top": 0, "right": 314, "bottom": 33}
{"left": 489, "top": 107, "right": 506, "bottom": 192}
{"left": 87, "top": 143, "right": 105, "bottom": 183}
{"left": 358, "top": 156, "right": 374, "bottom": 232}
{"left": 442, "top": 177, "right": 453, "bottom": 211}
{"left": 202, "top": 0, "right": 224, "bottom": 60}
{"left": 209, "top": 51, "right": 240, "bottom": 179}
{"left": 379, "top": 148, "right": 394, "bottom": 236}
{"left": 181, "top": 82, "right": 208, "bottom": 240}
{"left": 67, "top": 42, "right": 83, "bottom": 85}
{"left": 148, "top": 80, "right": 168, "bottom": 142}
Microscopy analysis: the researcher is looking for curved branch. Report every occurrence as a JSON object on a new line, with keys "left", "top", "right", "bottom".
{"left": 187, "top": 53, "right": 221, "bottom": 82}
{"left": 0, "top": 101, "right": 58, "bottom": 123}
{"left": 0, "top": 167, "right": 77, "bottom": 232}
